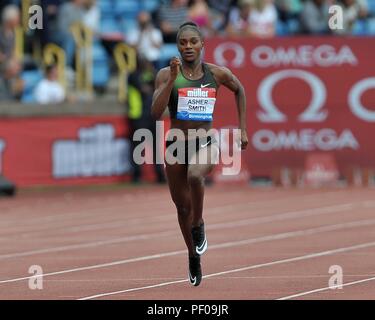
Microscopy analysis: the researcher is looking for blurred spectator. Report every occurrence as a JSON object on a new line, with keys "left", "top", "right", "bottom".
{"left": 82, "top": 0, "right": 101, "bottom": 35}
{"left": 249, "top": 0, "right": 278, "bottom": 38}
{"left": 0, "top": 58, "right": 24, "bottom": 101}
{"left": 0, "top": 1, "right": 19, "bottom": 16}
{"left": 226, "top": 0, "right": 253, "bottom": 37}
{"left": 0, "top": 76, "right": 9, "bottom": 100}
{"left": 34, "top": 64, "right": 65, "bottom": 105}
{"left": 127, "top": 11, "right": 163, "bottom": 68}
{"left": 55, "top": 0, "right": 85, "bottom": 66}
{"left": 127, "top": 56, "right": 166, "bottom": 184}
{"left": 335, "top": 0, "right": 369, "bottom": 33}
{"left": 0, "top": 4, "right": 23, "bottom": 102}
{"left": 207, "top": 0, "right": 236, "bottom": 32}
{"left": 39, "top": 0, "right": 64, "bottom": 49}
{"left": 188, "top": 0, "right": 216, "bottom": 36}
{"left": 157, "top": 0, "right": 189, "bottom": 43}
{"left": 332, "top": 0, "right": 363, "bottom": 34}
{"left": 275, "top": 0, "right": 302, "bottom": 22}
{"left": 299, "top": 0, "right": 331, "bottom": 34}
{"left": 357, "top": 0, "right": 369, "bottom": 18}
{"left": 0, "top": 4, "right": 20, "bottom": 67}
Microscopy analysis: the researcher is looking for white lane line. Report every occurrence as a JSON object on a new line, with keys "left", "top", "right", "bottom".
{"left": 208, "top": 203, "right": 355, "bottom": 230}
{"left": 277, "top": 276, "right": 375, "bottom": 300}
{"left": 0, "top": 250, "right": 185, "bottom": 285}
{"left": 0, "top": 201, "right": 170, "bottom": 229}
{"left": 207, "top": 218, "right": 375, "bottom": 250}
{"left": 0, "top": 190, "right": 348, "bottom": 234}
{"left": 0, "top": 188, "right": 248, "bottom": 226}
{"left": 1, "top": 217, "right": 374, "bottom": 286}
{"left": 0, "top": 202, "right": 358, "bottom": 260}
{"left": 0, "top": 231, "right": 177, "bottom": 260}
{"left": 0, "top": 192, "right": 178, "bottom": 228}
{"left": 78, "top": 241, "right": 375, "bottom": 300}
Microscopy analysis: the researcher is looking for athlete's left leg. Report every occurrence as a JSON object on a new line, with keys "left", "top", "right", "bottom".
{"left": 187, "top": 143, "right": 219, "bottom": 256}
{"left": 187, "top": 143, "right": 219, "bottom": 227}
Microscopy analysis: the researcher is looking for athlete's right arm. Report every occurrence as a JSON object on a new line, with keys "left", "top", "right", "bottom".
{"left": 151, "top": 57, "right": 180, "bottom": 120}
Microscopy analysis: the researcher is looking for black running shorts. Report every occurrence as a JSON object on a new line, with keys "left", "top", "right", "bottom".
{"left": 165, "top": 136, "right": 218, "bottom": 165}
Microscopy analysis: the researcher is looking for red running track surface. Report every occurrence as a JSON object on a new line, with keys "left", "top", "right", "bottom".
{"left": 0, "top": 185, "right": 374, "bottom": 300}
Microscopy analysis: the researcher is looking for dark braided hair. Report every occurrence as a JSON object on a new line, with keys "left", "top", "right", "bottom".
{"left": 176, "top": 21, "right": 203, "bottom": 42}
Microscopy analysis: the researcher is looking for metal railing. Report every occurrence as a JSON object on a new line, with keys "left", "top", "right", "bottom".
{"left": 71, "top": 22, "right": 93, "bottom": 95}
{"left": 114, "top": 43, "right": 137, "bottom": 103}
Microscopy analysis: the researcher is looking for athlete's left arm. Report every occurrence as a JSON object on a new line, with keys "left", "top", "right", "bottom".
{"left": 213, "top": 66, "right": 248, "bottom": 150}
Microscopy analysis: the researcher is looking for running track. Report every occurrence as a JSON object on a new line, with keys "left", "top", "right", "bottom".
{"left": 0, "top": 185, "right": 374, "bottom": 300}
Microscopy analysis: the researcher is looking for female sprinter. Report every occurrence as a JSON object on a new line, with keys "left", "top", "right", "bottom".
{"left": 151, "top": 22, "right": 248, "bottom": 287}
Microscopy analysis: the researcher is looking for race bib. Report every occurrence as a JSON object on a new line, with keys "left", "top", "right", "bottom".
{"left": 176, "top": 87, "right": 216, "bottom": 121}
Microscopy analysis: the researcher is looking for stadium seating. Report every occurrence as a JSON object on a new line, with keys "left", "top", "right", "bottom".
{"left": 286, "top": 19, "right": 300, "bottom": 35}
{"left": 276, "top": 20, "right": 288, "bottom": 36}
{"left": 98, "top": 0, "right": 113, "bottom": 18}
{"left": 142, "top": 0, "right": 160, "bottom": 12}
{"left": 367, "top": 17, "right": 375, "bottom": 35}
{"left": 121, "top": 18, "right": 138, "bottom": 38}
{"left": 369, "top": 1, "right": 375, "bottom": 16}
{"left": 100, "top": 16, "right": 122, "bottom": 35}
{"left": 113, "top": 0, "right": 141, "bottom": 19}
{"left": 352, "top": 19, "right": 368, "bottom": 35}
{"left": 92, "top": 42, "right": 110, "bottom": 88}
{"left": 159, "top": 44, "right": 179, "bottom": 64}
{"left": 17, "top": 0, "right": 375, "bottom": 105}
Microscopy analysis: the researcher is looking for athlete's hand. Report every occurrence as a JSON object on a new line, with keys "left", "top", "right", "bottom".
{"left": 240, "top": 129, "right": 248, "bottom": 150}
{"left": 169, "top": 57, "right": 181, "bottom": 82}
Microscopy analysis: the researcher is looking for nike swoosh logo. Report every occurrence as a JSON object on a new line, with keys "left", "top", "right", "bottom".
{"left": 200, "top": 83, "right": 211, "bottom": 88}
{"left": 189, "top": 272, "right": 197, "bottom": 285}
{"left": 200, "top": 142, "right": 210, "bottom": 148}
{"left": 196, "top": 238, "right": 207, "bottom": 255}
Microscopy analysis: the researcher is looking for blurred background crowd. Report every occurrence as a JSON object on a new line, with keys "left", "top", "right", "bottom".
{"left": 0, "top": 0, "right": 374, "bottom": 106}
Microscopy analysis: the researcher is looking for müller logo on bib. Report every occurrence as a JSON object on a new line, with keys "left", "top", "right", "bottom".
{"left": 187, "top": 88, "right": 209, "bottom": 97}
{"left": 177, "top": 87, "right": 217, "bottom": 121}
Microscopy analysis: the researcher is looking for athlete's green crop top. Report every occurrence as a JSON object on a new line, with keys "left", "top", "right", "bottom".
{"left": 168, "top": 63, "right": 219, "bottom": 122}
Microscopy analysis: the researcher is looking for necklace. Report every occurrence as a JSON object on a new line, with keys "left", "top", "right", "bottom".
{"left": 184, "top": 65, "right": 199, "bottom": 77}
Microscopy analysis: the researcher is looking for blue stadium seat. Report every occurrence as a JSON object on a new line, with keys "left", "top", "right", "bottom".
{"left": 113, "top": 0, "right": 141, "bottom": 19}
{"left": 286, "top": 19, "right": 300, "bottom": 34}
{"left": 98, "top": 0, "right": 114, "bottom": 18}
{"left": 121, "top": 18, "right": 138, "bottom": 37}
{"left": 21, "top": 69, "right": 43, "bottom": 104}
{"left": 352, "top": 19, "right": 367, "bottom": 35}
{"left": 368, "top": 1, "right": 375, "bottom": 16}
{"left": 367, "top": 18, "right": 375, "bottom": 35}
{"left": 142, "top": 0, "right": 160, "bottom": 12}
{"left": 92, "top": 42, "right": 110, "bottom": 88}
{"left": 100, "top": 17, "right": 122, "bottom": 34}
{"left": 276, "top": 20, "right": 289, "bottom": 36}
{"left": 159, "top": 44, "right": 179, "bottom": 62}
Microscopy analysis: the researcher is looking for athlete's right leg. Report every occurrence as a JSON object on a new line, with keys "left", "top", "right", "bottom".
{"left": 165, "top": 162, "right": 194, "bottom": 257}
{"left": 165, "top": 162, "right": 202, "bottom": 286}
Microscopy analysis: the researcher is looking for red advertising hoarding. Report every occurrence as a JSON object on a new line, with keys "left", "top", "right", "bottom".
{"left": 205, "top": 37, "right": 375, "bottom": 176}
{"left": 0, "top": 116, "right": 132, "bottom": 187}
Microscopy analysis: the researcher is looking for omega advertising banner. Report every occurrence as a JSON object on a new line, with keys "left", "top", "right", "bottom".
{"left": 205, "top": 37, "right": 375, "bottom": 176}
{"left": 0, "top": 116, "right": 132, "bottom": 187}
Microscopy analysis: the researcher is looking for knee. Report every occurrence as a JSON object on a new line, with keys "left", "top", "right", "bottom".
{"left": 187, "top": 170, "right": 204, "bottom": 187}
{"left": 174, "top": 202, "right": 191, "bottom": 217}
